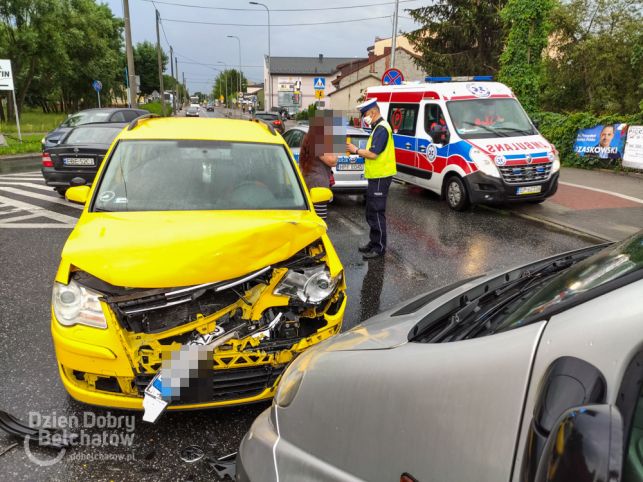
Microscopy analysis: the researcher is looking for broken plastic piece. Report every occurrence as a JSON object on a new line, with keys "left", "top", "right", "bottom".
{"left": 179, "top": 445, "right": 205, "bottom": 463}
{"left": 0, "top": 410, "right": 71, "bottom": 448}
{"left": 205, "top": 452, "right": 237, "bottom": 480}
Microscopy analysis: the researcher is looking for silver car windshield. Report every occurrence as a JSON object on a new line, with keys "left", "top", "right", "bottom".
{"left": 446, "top": 98, "right": 537, "bottom": 139}
{"left": 64, "top": 126, "right": 123, "bottom": 145}
{"left": 92, "top": 140, "right": 306, "bottom": 212}
{"left": 497, "top": 234, "right": 643, "bottom": 331}
{"left": 62, "top": 111, "right": 112, "bottom": 127}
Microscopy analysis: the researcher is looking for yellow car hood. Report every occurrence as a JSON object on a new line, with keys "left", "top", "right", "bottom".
{"left": 61, "top": 210, "right": 326, "bottom": 288}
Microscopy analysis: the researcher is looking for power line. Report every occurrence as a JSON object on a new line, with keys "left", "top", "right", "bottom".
{"left": 141, "top": 0, "right": 420, "bottom": 13}
{"left": 161, "top": 14, "right": 393, "bottom": 27}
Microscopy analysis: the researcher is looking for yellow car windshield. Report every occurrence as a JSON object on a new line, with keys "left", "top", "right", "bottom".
{"left": 92, "top": 140, "right": 307, "bottom": 212}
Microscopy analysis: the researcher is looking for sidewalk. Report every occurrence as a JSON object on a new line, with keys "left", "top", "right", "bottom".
{"left": 503, "top": 167, "right": 643, "bottom": 242}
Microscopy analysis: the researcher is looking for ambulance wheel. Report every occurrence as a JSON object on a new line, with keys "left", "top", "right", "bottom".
{"left": 445, "top": 176, "right": 469, "bottom": 211}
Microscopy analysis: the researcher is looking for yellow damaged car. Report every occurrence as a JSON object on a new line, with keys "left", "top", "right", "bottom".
{"left": 51, "top": 116, "right": 346, "bottom": 416}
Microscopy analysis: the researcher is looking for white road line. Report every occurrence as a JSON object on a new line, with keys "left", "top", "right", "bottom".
{"left": 0, "top": 186, "right": 83, "bottom": 210}
{"left": 559, "top": 181, "right": 643, "bottom": 204}
{"left": 335, "top": 215, "right": 364, "bottom": 235}
{"left": 1, "top": 171, "right": 41, "bottom": 177}
{"left": 0, "top": 181, "right": 57, "bottom": 192}
{"left": 0, "top": 195, "right": 77, "bottom": 225}
{"left": 0, "top": 177, "right": 45, "bottom": 182}
{"left": 2, "top": 213, "right": 42, "bottom": 223}
{"left": 0, "top": 208, "right": 24, "bottom": 216}
{"left": 0, "top": 223, "right": 74, "bottom": 229}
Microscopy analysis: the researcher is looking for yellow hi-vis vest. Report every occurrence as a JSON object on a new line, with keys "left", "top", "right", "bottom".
{"left": 364, "top": 119, "right": 397, "bottom": 179}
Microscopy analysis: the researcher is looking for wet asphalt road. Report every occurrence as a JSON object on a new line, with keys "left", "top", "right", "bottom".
{"left": 0, "top": 116, "right": 593, "bottom": 481}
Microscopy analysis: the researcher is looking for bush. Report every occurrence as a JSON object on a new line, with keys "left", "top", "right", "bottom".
{"left": 141, "top": 100, "right": 171, "bottom": 117}
{"left": 532, "top": 110, "right": 643, "bottom": 169}
{"left": 295, "top": 103, "right": 317, "bottom": 121}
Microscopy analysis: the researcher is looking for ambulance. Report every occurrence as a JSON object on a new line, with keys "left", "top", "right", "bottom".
{"left": 365, "top": 76, "right": 560, "bottom": 210}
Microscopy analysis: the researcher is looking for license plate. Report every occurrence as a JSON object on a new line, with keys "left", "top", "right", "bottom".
{"left": 337, "top": 164, "right": 364, "bottom": 171}
{"left": 516, "top": 185, "right": 542, "bottom": 195}
{"left": 63, "top": 157, "right": 94, "bottom": 166}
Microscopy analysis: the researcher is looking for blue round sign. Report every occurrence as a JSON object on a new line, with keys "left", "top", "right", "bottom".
{"left": 382, "top": 68, "right": 404, "bottom": 86}
{"left": 92, "top": 80, "right": 102, "bottom": 93}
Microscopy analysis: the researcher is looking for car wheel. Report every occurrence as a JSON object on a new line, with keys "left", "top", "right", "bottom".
{"left": 55, "top": 187, "right": 68, "bottom": 197}
{"left": 445, "top": 176, "right": 470, "bottom": 211}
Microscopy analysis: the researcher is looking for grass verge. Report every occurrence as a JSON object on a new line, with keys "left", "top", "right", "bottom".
{"left": 1, "top": 109, "right": 66, "bottom": 134}
{"left": 0, "top": 134, "right": 43, "bottom": 156}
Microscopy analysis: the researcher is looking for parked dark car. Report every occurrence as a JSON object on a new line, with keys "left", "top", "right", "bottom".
{"left": 41, "top": 123, "right": 127, "bottom": 195}
{"left": 254, "top": 111, "right": 285, "bottom": 134}
{"left": 42, "top": 108, "right": 147, "bottom": 149}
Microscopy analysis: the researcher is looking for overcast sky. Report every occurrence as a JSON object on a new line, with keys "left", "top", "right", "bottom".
{"left": 104, "top": 0, "right": 425, "bottom": 94}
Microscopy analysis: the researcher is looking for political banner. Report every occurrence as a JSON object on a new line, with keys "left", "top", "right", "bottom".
{"left": 573, "top": 123, "right": 626, "bottom": 160}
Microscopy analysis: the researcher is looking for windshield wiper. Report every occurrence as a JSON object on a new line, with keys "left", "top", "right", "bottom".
{"left": 460, "top": 121, "right": 511, "bottom": 137}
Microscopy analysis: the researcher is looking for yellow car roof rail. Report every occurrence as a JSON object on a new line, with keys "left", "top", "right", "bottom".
{"left": 127, "top": 113, "right": 160, "bottom": 131}
{"left": 249, "top": 118, "right": 277, "bottom": 136}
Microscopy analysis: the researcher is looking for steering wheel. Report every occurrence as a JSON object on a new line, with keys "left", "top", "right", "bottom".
{"left": 229, "top": 181, "right": 275, "bottom": 207}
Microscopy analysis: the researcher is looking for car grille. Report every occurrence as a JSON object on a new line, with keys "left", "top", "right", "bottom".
{"left": 498, "top": 162, "right": 552, "bottom": 184}
{"left": 135, "top": 365, "right": 286, "bottom": 403}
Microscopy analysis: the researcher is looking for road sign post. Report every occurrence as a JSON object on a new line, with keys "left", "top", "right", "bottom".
{"left": 0, "top": 59, "right": 21, "bottom": 142}
{"left": 92, "top": 80, "right": 103, "bottom": 108}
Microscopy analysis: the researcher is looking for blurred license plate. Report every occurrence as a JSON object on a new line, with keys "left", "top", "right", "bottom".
{"left": 63, "top": 157, "right": 94, "bottom": 166}
{"left": 516, "top": 185, "right": 542, "bottom": 195}
{"left": 337, "top": 164, "right": 364, "bottom": 171}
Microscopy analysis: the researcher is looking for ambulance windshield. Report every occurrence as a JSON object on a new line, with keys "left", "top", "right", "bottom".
{"left": 446, "top": 98, "right": 537, "bottom": 140}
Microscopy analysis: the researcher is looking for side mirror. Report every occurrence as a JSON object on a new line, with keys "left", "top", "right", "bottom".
{"left": 535, "top": 404, "right": 623, "bottom": 482}
{"left": 65, "top": 185, "right": 91, "bottom": 205}
{"left": 429, "top": 128, "right": 449, "bottom": 145}
{"left": 309, "top": 187, "right": 333, "bottom": 204}
{"left": 532, "top": 118, "right": 541, "bottom": 129}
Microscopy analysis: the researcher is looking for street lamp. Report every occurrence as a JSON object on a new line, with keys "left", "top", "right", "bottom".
{"left": 249, "top": 2, "right": 270, "bottom": 112}
{"left": 216, "top": 61, "right": 228, "bottom": 111}
{"left": 227, "top": 35, "right": 242, "bottom": 115}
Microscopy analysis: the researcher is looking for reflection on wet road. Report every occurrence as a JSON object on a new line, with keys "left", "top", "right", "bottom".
{"left": 0, "top": 173, "right": 592, "bottom": 481}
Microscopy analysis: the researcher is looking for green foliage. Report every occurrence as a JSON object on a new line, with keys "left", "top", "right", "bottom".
{"left": 141, "top": 100, "right": 171, "bottom": 117}
{"left": 541, "top": 0, "right": 643, "bottom": 115}
{"left": 498, "top": 0, "right": 555, "bottom": 113}
{"left": 295, "top": 103, "right": 317, "bottom": 121}
{"left": 133, "top": 41, "right": 169, "bottom": 96}
{"left": 0, "top": 134, "right": 43, "bottom": 155}
{"left": 532, "top": 110, "right": 643, "bottom": 169}
{"left": 0, "top": 107, "right": 66, "bottom": 133}
{"left": 212, "top": 69, "right": 247, "bottom": 105}
{"left": 406, "top": 0, "right": 507, "bottom": 76}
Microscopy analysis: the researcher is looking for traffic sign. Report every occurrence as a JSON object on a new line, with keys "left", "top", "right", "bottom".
{"left": 313, "top": 77, "right": 326, "bottom": 90}
{"left": 382, "top": 68, "right": 404, "bottom": 86}
{"left": 315, "top": 90, "right": 325, "bottom": 99}
{"left": 92, "top": 80, "right": 103, "bottom": 92}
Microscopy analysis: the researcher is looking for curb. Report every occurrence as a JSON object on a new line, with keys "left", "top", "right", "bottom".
{"left": 480, "top": 205, "right": 614, "bottom": 244}
{"left": 0, "top": 153, "right": 40, "bottom": 162}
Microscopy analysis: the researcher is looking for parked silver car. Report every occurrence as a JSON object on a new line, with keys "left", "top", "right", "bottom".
{"left": 237, "top": 232, "right": 643, "bottom": 482}
{"left": 283, "top": 125, "right": 370, "bottom": 194}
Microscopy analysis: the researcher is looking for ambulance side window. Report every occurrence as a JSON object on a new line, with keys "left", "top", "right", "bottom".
{"left": 387, "top": 104, "right": 419, "bottom": 137}
{"left": 424, "top": 104, "right": 447, "bottom": 134}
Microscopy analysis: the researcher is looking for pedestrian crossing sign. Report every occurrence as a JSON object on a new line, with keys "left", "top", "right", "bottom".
{"left": 313, "top": 77, "right": 325, "bottom": 90}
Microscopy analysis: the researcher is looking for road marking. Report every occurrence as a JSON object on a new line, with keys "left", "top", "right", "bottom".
{"left": 0, "top": 186, "right": 83, "bottom": 210}
{"left": 335, "top": 213, "right": 364, "bottom": 235}
{"left": 0, "top": 195, "right": 77, "bottom": 227}
{"left": 0, "top": 208, "right": 24, "bottom": 216}
{"left": 0, "top": 223, "right": 75, "bottom": 229}
{"left": 0, "top": 177, "right": 45, "bottom": 182}
{"left": 559, "top": 181, "right": 643, "bottom": 204}
{"left": 0, "top": 181, "right": 56, "bottom": 192}
{"left": 1, "top": 171, "right": 41, "bottom": 177}
{"left": 2, "top": 213, "right": 42, "bottom": 223}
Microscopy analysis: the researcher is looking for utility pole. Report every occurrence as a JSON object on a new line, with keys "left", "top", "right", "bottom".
{"left": 123, "top": 0, "right": 138, "bottom": 106}
{"left": 182, "top": 72, "right": 186, "bottom": 104}
{"left": 155, "top": 9, "right": 166, "bottom": 115}
{"left": 390, "top": 0, "right": 400, "bottom": 68}
{"left": 175, "top": 57, "right": 180, "bottom": 108}
{"left": 170, "top": 45, "right": 175, "bottom": 114}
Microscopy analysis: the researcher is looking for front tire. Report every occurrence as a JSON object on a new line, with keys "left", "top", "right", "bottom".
{"left": 445, "top": 176, "right": 470, "bottom": 211}
{"left": 55, "top": 187, "right": 67, "bottom": 197}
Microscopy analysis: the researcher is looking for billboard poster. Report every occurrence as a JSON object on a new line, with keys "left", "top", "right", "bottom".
{"left": 623, "top": 125, "right": 643, "bottom": 170}
{"left": 573, "top": 123, "right": 627, "bottom": 160}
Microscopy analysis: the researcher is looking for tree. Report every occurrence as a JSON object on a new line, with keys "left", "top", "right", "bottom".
{"left": 212, "top": 69, "right": 247, "bottom": 105}
{"left": 498, "top": 0, "right": 555, "bottom": 113}
{"left": 406, "top": 0, "right": 507, "bottom": 76}
{"left": 540, "top": 0, "right": 642, "bottom": 115}
{"left": 133, "top": 41, "right": 168, "bottom": 96}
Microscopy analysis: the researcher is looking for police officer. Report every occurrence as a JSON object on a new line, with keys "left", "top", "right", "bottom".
{"left": 346, "top": 99, "right": 397, "bottom": 260}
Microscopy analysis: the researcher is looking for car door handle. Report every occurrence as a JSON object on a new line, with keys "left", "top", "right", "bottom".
{"left": 405, "top": 142, "right": 412, "bottom": 149}
{"left": 419, "top": 145, "right": 426, "bottom": 152}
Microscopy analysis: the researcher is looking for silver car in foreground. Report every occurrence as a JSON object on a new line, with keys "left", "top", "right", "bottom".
{"left": 283, "top": 125, "right": 370, "bottom": 194}
{"left": 237, "top": 232, "right": 643, "bottom": 482}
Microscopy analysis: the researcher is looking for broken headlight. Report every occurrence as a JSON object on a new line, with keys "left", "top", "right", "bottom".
{"left": 52, "top": 279, "right": 108, "bottom": 329}
{"left": 274, "top": 265, "right": 340, "bottom": 304}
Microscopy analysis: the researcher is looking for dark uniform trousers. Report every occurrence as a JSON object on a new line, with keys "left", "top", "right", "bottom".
{"left": 365, "top": 176, "right": 393, "bottom": 254}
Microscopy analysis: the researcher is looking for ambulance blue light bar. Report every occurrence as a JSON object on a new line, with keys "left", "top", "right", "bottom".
{"left": 425, "top": 76, "right": 494, "bottom": 83}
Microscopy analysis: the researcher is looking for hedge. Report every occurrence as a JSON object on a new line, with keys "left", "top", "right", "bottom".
{"left": 532, "top": 111, "right": 643, "bottom": 170}
{"left": 140, "top": 101, "right": 172, "bottom": 117}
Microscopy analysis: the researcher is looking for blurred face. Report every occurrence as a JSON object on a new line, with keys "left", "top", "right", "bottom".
{"left": 312, "top": 110, "right": 346, "bottom": 156}
{"left": 599, "top": 126, "right": 614, "bottom": 147}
